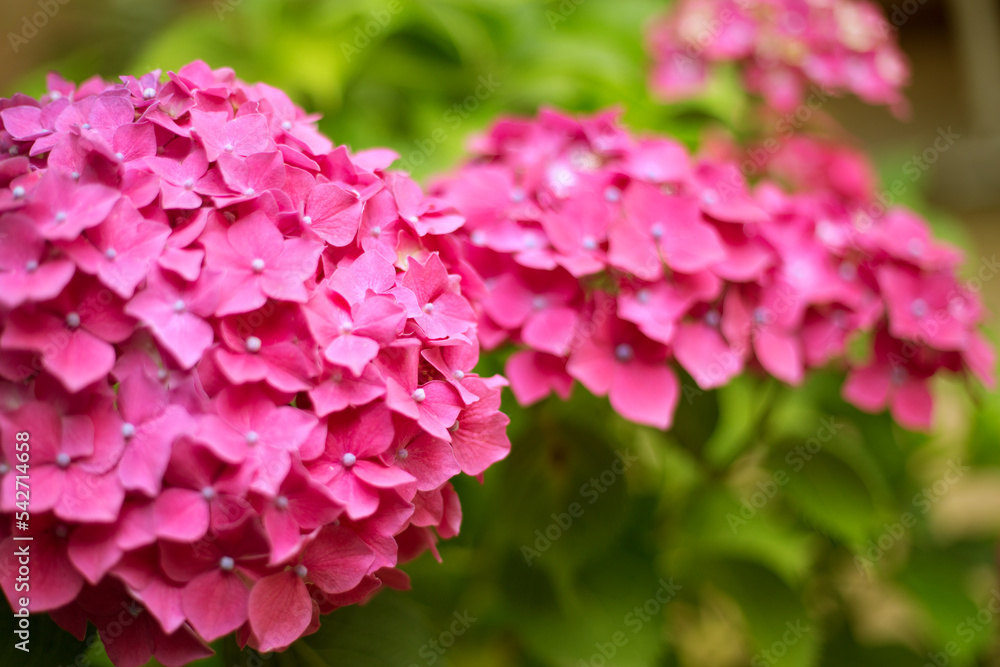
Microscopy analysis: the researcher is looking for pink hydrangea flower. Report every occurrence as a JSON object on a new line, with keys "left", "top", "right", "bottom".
{"left": 0, "top": 62, "right": 510, "bottom": 663}
{"left": 647, "top": 0, "right": 910, "bottom": 114}
{"left": 432, "top": 109, "right": 992, "bottom": 432}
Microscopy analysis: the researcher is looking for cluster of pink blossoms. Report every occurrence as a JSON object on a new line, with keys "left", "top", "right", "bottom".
{"left": 431, "top": 110, "right": 994, "bottom": 431}
{"left": 647, "top": 0, "right": 909, "bottom": 113}
{"left": 0, "top": 61, "right": 510, "bottom": 664}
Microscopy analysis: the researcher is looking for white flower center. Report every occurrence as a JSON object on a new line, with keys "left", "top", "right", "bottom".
{"left": 245, "top": 336, "right": 262, "bottom": 353}
{"left": 615, "top": 343, "right": 634, "bottom": 362}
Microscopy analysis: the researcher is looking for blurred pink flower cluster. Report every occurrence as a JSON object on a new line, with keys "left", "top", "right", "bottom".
{"left": 647, "top": 0, "right": 909, "bottom": 113}
{"left": 432, "top": 110, "right": 994, "bottom": 431}
{"left": 0, "top": 61, "right": 509, "bottom": 664}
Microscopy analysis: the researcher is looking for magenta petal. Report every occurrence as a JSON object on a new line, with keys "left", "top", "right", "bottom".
{"left": 135, "top": 577, "right": 187, "bottom": 635}
{"left": 506, "top": 350, "right": 574, "bottom": 406}
{"left": 309, "top": 367, "right": 386, "bottom": 417}
{"left": 842, "top": 363, "right": 890, "bottom": 413}
{"left": 609, "top": 362, "right": 679, "bottom": 430}
{"left": 2, "top": 312, "right": 116, "bottom": 392}
{"left": 263, "top": 508, "right": 303, "bottom": 565}
{"left": 397, "top": 434, "right": 461, "bottom": 491}
{"left": 248, "top": 571, "right": 313, "bottom": 652}
{"left": 68, "top": 523, "right": 123, "bottom": 584}
{"left": 892, "top": 378, "right": 933, "bottom": 431}
{"left": 118, "top": 406, "right": 193, "bottom": 496}
{"left": 302, "top": 526, "right": 375, "bottom": 594}
{"left": 1, "top": 532, "right": 83, "bottom": 612}
{"left": 451, "top": 380, "right": 511, "bottom": 476}
{"left": 353, "top": 460, "right": 417, "bottom": 488}
{"left": 328, "top": 470, "right": 380, "bottom": 520}
{"left": 1, "top": 105, "right": 47, "bottom": 140}
{"left": 306, "top": 183, "right": 364, "bottom": 246}
{"left": 566, "top": 339, "right": 615, "bottom": 396}
{"left": 99, "top": 616, "right": 155, "bottom": 667}
{"left": 522, "top": 307, "right": 578, "bottom": 356}
{"left": 181, "top": 569, "right": 250, "bottom": 641}
{"left": 673, "top": 322, "right": 743, "bottom": 389}
{"left": 56, "top": 468, "right": 125, "bottom": 523}
{"left": 324, "top": 334, "right": 380, "bottom": 377}
{"left": 754, "top": 328, "right": 803, "bottom": 385}
{"left": 151, "top": 623, "right": 214, "bottom": 666}
{"left": 155, "top": 488, "right": 210, "bottom": 542}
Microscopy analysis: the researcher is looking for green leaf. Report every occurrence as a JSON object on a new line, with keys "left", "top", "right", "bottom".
{"left": 673, "top": 488, "right": 816, "bottom": 586}
{"left": 710, "top": 561, "right": 820, "bottom": 667}
{"left": 285, "top": 591, "right": 436, "bottom": 667}
{"left": 778, "top": 449, "right": 880, "bottom": 546}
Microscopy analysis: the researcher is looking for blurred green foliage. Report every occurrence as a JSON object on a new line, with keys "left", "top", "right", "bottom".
{"left": 4, "top": 1, "right": 999, "bottom": 666}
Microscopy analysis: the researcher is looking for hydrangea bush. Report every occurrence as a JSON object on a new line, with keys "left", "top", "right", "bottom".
{"left": 0, "top": 62, "right": 510, "bottom": 665}
{"left": 647, "top": 0, "right": 910, "bottom": 114}
{"left": 431, "top": 109, "right": 994, "bottom": 431}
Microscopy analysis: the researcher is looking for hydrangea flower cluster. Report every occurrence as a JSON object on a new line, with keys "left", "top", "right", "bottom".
{"left": 0, "top": 61, "right": 509, "bottom": 665}
{"left": 431, "top": 110, "right": 994, "bottom": 431}
{"left": 647, "top": 0, "right": 909, "bottom": 113}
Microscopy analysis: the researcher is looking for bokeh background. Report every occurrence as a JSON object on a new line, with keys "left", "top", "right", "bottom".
{"left": 2, "top": 1, "right": 1000, "bottom": 666}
